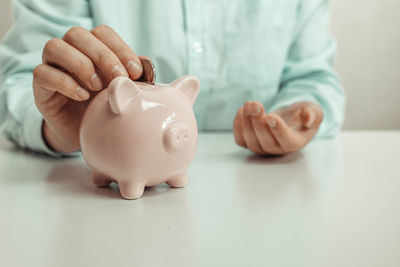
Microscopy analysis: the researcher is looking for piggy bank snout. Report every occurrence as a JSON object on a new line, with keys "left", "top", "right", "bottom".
{"left": 164, "top": 123, "right": 191, "bottom": 153}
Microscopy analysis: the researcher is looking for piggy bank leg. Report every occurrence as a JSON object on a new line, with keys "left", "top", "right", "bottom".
{"left": 166, "top": 172, "right": 188, "bottom": 188}
{"left": 92, "top": 172, "right": 112, "bottom": 187}
{"left": 119, "top": 181, "right": 145, "bottom": 200}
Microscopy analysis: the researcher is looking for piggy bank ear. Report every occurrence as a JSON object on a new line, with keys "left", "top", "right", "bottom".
{"left": 170, "top": 75, "right": 200, "bottom": 106}
{"left": 108, "top": 76, "right": 142, "bottom": 114}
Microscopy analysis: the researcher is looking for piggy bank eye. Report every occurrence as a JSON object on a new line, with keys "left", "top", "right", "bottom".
{"left": 163, "top": 123, "right": 190, "bottom": 154}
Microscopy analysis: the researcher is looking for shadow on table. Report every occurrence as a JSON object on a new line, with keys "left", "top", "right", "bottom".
{"left": 0, "top": 143, "right": 194, "bottom": 201}
{"left": 244, "top": 151, "right": 305, "bottom": 164}
{"left": 46, "top": 161, "right": 187, "bottom": 200}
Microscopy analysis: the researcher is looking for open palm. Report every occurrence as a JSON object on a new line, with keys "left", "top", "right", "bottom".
{"left": 233, "top": 101, "right": 324, "bottom": 155}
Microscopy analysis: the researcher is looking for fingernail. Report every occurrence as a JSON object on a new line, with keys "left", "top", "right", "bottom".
{"left": 266, "top": 117, "right": 277, "bottom": 128}
{"left": 90, "top": 73, "right": 103, "bottom": 90}
{"left": 244, "top": 102, "right": 252, "bottom": 116}
{"left": 111, "top": 65, "right": 128, "bottom": 78}
{"left": 76, "top": 86, "right": 90, "bottom": 100}
{"left": 126, "top": 60, "right": 143, "bottom": 76}
{"left": 306, "top": 110, "right": 315, "bottom": 128}
{"left": 252, "top": 105, "right": 260, "bottom": 116}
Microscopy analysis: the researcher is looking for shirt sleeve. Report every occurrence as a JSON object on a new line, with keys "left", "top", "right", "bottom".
{"left": 0, "top": 0, "right": 94, "bottom": 156}
{"left": 268, "top": 0, "right": 346, "bottom": 138}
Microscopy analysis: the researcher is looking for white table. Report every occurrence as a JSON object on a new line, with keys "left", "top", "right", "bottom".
{"left": 0, "top": 131, "right": 399, "bottom": 267}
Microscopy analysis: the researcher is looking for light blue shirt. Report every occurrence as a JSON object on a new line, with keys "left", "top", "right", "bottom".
{"left": 0, "top": 0, "right": 345, "bottom": 156}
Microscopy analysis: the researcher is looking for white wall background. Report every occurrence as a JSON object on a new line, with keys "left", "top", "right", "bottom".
{"left": 331, "top": 0, "right": 400, "bottom": 129}
{"left": 0, "top": 0, "right": 11, "bottom": 43}
{"left": 0, "top": 0, "right": 399, "bottom": 129}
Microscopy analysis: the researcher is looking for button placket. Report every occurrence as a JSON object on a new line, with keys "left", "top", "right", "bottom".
{"left": 184, "top": 0, "right": 206, "bottom": 129}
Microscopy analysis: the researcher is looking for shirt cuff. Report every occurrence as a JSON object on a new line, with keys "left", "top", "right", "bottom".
{"left": 22, "top": 105, "right": 81, "bottom": 157}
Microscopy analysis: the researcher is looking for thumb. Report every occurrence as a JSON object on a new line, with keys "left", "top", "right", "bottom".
{"left": 302, "top": 106, "right": 323, "bottom": 129}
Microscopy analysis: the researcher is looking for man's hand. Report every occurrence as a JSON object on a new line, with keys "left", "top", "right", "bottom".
{"left": 233, "top": 101, "right": 324, "bottom": 155}
{"left": 33, "top": 25, "right": 144, "bottom": 153}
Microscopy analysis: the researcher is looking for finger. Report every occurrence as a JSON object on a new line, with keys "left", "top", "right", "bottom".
{"left": 91, "top": 25, "right": 143, "bottom": 80}
{"left": 62, "top": 27, "right": 128, "bottom": 85}
{"left": 42, "top": 38, "right": 103, "bottom": 91}
{"left": 33, "top": 64, "right": 90, "bottom": 102}
{"left": 250, "top": 102, "right": 282, "bottom": 154}
{"left": 266, "top": 113, "right": 304, "bottom": 152}
{"left": 233, "top": 106, "right": 246, "bottom": 148}
{"left": 302, "top": 106, "right": 324, "bottom": 129}
{"left": 242, "top": 101, "right": 264, "bottom": 154}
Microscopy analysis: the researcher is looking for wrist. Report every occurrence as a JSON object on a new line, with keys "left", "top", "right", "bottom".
{"left": 42, "top": 120, "right": 79, "bottom": 153}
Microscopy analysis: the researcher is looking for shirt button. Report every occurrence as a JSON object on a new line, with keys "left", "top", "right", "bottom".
{"left": 192, "top": 41, "right": 203, "bottom": 54}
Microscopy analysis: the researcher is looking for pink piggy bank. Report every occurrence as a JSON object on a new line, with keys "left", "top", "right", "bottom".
{"left": 79, "top": 75, "right": 200, "bottom": 199}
